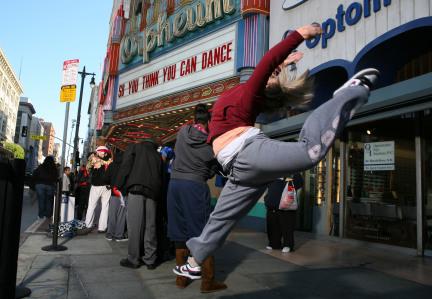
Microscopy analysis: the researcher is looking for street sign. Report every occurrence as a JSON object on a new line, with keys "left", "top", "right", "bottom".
{"left": 62, "top": 59, "right": 80, "bottom": 86}
{"left": 60, "top": 59, "right": 79, "bottom": 102}
{"left": 31, "top": 135, "right": 47, "bottom": 141}
{"left": 60, "top": 85, "right": 77, "bottom": 103}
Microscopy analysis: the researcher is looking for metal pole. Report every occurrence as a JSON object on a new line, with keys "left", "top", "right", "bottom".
{"left": 42, "top": 102, "right": 69, "bottom": 252}
{"left": 66, "top": 120, "right": 76, "bottom": 167}
{"left": 72, "top": 67, "right": 95, "bottom": 172}
{"left": 72, "top": 67, "right": 86, "bottom": 173}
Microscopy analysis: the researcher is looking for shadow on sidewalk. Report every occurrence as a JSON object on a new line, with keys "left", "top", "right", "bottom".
{"left": 19, "top": 261, "right": 56, "bottom": 286}
{"left": 216, "top": 266, "right": 432, "bottom": 299}
{"left": 215, "top": 240, "right": 275, "bottom": 281}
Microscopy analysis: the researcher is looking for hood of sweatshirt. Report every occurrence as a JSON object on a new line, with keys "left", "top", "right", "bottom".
{"left": 178, "top": 125, "right": 208, "bottom": 147}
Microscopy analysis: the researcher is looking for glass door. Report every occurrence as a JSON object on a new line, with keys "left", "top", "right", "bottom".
{"left": 345, "top": 115, "right": 417, "bottom": 248}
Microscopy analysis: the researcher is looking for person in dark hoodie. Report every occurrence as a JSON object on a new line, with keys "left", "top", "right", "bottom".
{"left": 106, "top": 149, "right": 128, "bottom": 242}
{"left": 33, "top": 156, "right": 58, "bottom": 220}
{"left": 167, "top": 104, "right": 226, "bottom": 293}
{"left": 114, "top": 139, "right": 162, "bottom": 270}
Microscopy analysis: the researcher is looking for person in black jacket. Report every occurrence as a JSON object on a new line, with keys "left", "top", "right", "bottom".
{"left": 115, "top": 139, "right": 162, "bottom": 270}
{"left": 264, "top": 173, "right": 304, "bottom": 253}
{"left": 106, "top": 150, "right": 128, "bottom": 242}
{"left": 84, "top": 146, "right": 113, "bottom": 233}
{"left": 169, "top": 104, "right": 226, "bottom": 293}
{"left": 75, "top": 164, "right": 91, "bottom": 220}
{"left": 33, "top": 156, "right": 58, "bottom": 219}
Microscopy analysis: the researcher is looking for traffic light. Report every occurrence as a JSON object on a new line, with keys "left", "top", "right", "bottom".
{"left": 75, "top": 151, "right": 81, "bottom": 166}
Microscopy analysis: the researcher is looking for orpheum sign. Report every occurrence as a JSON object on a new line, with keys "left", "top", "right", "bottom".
{"left": 117, "top": 24, "right": 236, "bottom": 109}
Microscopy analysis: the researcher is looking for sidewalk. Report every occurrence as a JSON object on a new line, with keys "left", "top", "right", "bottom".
{"left": 16, "top": 228, "right": 432, "bottom": 299}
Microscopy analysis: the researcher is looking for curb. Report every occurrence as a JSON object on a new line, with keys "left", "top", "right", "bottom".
{"left": 24, "top": 218, "right": 47, "bottom": 234}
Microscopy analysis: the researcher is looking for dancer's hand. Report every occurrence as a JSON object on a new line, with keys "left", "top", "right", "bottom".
{"left": 283, "top": 51, "right": 304, "bottom": 66}
{"left": 296, "top": 23, "right": 322, "bottom": 40}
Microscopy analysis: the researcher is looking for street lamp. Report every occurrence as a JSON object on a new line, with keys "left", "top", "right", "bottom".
{"left": 89, "top": 75, "right": 96, "bottom": 88}
{"left": 72, "top": 66, "right": 95, "bottom": 172}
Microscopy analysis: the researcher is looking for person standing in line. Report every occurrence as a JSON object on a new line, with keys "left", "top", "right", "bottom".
{"left": 75, "top": 164, "right": 91, "bottom": 220}
{"left": 265, "top": 173, "right": 303, "bottom": 253}
{"left": 115, "top": 139, "right": 163, "bottom": 270}
{"left": 174, "top": 24, "right": 379, "bottom": 280}
{"left": 106, "top": 150, "right": 128, "bottom": 242}
{"left": 157, "top": 145, "right": 175, "bottom": 262}
{"left": 32, "top": 156, "right": 58, "bottom": 220}
{"left": 62, "top": 167, "right": 71, "bottom": 195}
{"left": 84, "top": 146, "right": 113, "bottom": 233}
{"left": 167, "top": 104, "right": 226, "bottom": 293}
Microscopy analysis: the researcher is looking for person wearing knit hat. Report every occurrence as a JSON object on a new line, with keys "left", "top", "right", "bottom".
{"left": 84, "top": 146, "right": 113, "bottom": 233}
{"left": 96, "top": 146, "right": 109, "bottom": 153}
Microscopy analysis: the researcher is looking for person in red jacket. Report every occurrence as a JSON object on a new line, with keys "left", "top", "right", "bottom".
{"left": 174, "top": 23, "right": 380, "bottom": 280}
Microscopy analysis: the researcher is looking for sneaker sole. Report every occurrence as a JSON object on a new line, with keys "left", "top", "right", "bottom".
{"left": 333, "top": 68, "right": 380, "bottom": 96}
{"left": 173, "top": 268, "right": 201, "bottom": 280}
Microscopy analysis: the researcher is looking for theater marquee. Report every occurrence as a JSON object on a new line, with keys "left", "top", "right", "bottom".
{"left": 117, "top": 24, "right": 236, "bottom": 109}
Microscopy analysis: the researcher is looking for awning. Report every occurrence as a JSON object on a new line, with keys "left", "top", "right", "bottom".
{"left": 105, "top": 76, "right": 240, "bottom": 149}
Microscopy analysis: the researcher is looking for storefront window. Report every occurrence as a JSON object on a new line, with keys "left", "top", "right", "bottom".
{"left": 345, "top": 115, "right": 417, "bottom": 248}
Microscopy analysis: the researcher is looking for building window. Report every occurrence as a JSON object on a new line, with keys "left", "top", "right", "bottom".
{"left": 345, "top": 115, "right": 417, "bottom": 248}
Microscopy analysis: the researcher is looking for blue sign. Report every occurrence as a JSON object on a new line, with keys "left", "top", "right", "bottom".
{"left": 306, "top": 0, "right": 392, "bottom": 49}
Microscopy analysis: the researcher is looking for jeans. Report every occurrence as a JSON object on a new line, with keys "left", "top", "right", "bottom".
{"left": 35, "top": 183, "right": 55, "bottom": 218}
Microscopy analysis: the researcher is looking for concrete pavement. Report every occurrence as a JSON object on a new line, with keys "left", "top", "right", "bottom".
{"left": 16, "top": 228, "right": 432, "bottom": 299}
{"left": 20, "top": 187, "right": 39, "bottom": 233}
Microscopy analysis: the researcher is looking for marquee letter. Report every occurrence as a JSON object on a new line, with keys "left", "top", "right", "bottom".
{"left": 205, "top": 0, "right": 223, "bottom": 23}
{"left": 321, "top": 18, "right": 336, "bottom": 49}
{"left": 345, "top": 2, "right": 363, "bottom": 26}
{"left": 173, "top": 11, "right": 187, "bottom": 37}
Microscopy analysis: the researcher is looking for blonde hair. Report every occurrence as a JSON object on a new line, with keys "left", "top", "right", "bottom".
{"left": 263, "top": 67, "right": 314, "bottom": 113}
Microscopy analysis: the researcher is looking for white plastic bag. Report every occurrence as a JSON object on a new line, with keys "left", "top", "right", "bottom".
{"left": 278, "top": 180, "right": 298, "bottom": 210}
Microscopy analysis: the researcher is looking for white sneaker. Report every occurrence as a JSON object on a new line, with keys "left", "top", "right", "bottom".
{"left": 265, "top": 246, "right": 273, "bottom": 250}
{"left": 282, "top": 247, "right": 291, "bottom": 253}
{"left": 173, "top": 263, "right": 202, "bottom": 280}
{"left": 333, "top": 68, "right": 380, "bottom": 96}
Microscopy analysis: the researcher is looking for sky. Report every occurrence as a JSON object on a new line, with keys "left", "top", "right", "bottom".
{"left": 0, "top": 0, "right": 113, "bottom": 158}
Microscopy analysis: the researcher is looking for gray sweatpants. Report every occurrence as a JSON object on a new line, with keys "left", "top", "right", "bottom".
{"left": 127, "top": 193, "right": 157, "bottom": 266}
{"left": 187, "top": 86, "right": 369, "bottom": 263}
{"left": 107, "top": 196, "right": 127, "bottom": 239}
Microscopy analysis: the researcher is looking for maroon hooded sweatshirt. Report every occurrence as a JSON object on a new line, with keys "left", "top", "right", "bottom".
{"left": 208, "top": 30, "right": 304, "bottom": 143}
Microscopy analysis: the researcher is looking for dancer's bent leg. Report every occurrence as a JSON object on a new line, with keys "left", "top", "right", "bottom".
{"left": 232, "top": 85, "right": 369, "bottom": 185}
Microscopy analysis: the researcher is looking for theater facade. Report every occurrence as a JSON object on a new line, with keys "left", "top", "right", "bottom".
{"left": 97, "top": 0, "right": 270, "bottom": 150}
{"left": 94, "top": 0, "right": 270, "bottom": 215}
{"left": 263, "top": 0, "right": 432, "bottom": 255}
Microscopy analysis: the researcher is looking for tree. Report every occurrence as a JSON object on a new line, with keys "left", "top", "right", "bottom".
{"left": 2, "top": 142, "right": 25, "bottom": 159}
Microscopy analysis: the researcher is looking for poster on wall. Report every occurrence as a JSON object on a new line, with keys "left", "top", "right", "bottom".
{"left": 363, "top": 141, "right": 395, "bottom": 171}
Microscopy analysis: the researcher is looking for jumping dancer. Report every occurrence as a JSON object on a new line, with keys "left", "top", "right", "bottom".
{"left": 174, "top": 23, "right": 379, "bottom": 280}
